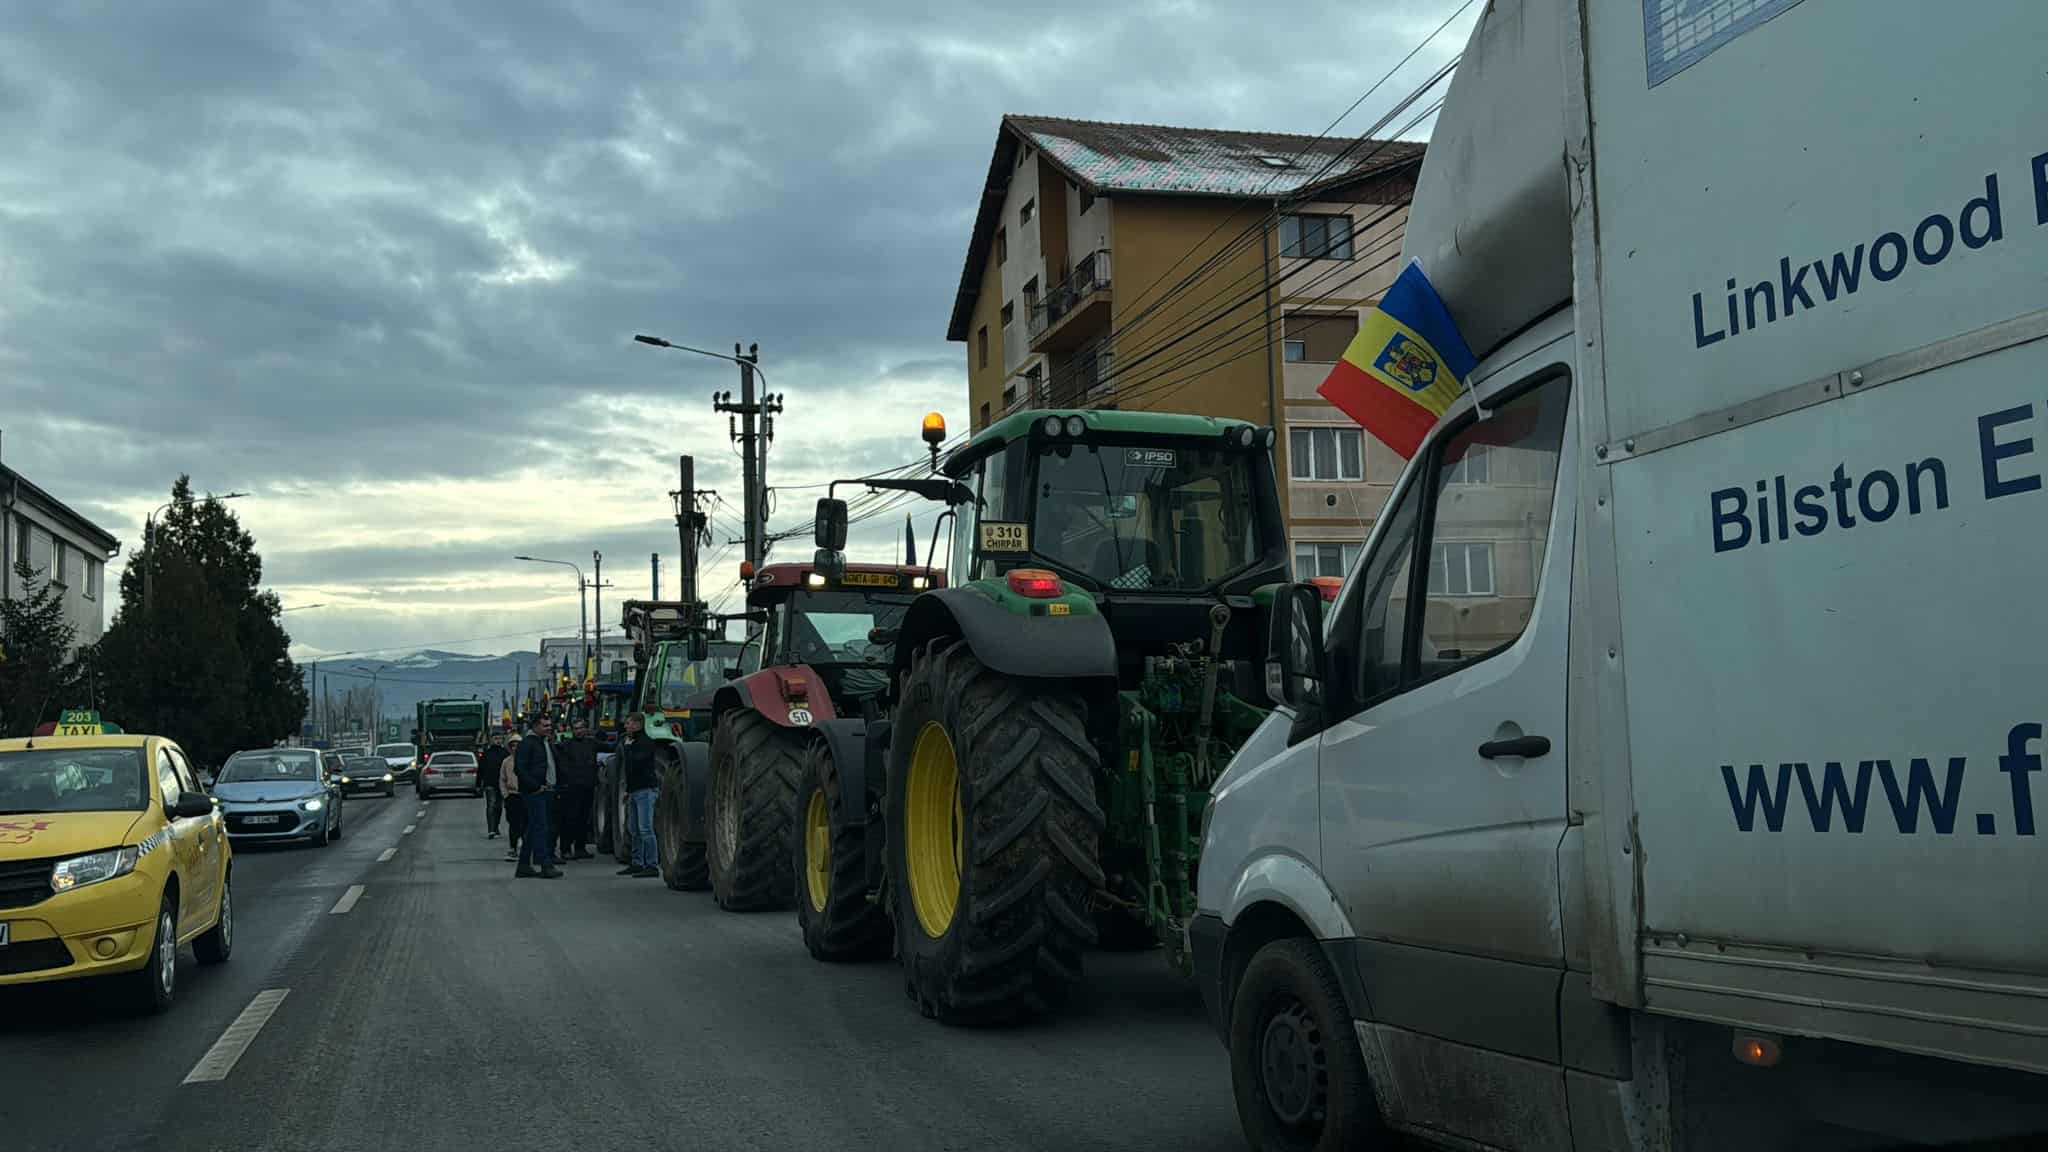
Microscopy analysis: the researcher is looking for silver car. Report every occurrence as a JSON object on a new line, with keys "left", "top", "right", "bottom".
{"left": 212, "top": 748, "right": 345, "bottom": 846}
{"left": 417, "top": 750, "right": 481, "bottom": 799}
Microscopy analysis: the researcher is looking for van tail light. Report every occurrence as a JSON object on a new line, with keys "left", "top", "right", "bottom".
{"left": 1007, "top": 569, "right": 1064, "bottom": 599}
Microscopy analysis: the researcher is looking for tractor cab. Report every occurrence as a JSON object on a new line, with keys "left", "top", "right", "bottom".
{"left": 938, "top": 409, "right": 1286, "bottom": 675}
{"left": 742, "top": 562, "right": 940, "bottom": 707}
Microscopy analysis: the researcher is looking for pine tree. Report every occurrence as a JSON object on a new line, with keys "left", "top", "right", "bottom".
{"left": 97, "top": 477, "right": 308, "bottom": 768}
{"left": 0, "top": 556, "right": 79, "bottom": 736}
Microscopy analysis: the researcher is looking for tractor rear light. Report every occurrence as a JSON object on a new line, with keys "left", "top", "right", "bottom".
{"left": 1008, "top": 569, "right": 1064, "bottom": 599}
{"left": 1309, "top": 577, "right": 1343, "bottom": 602}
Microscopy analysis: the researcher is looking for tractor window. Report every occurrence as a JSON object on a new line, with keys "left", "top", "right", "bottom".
{"left": 1030, "top": 442, "right": 1261, "bottom": 592}
{"left": 656, "top": 645, "right": 727, "bottom": 709}
{"left": 786, "top": 590, "right": 912, "bottom": 666}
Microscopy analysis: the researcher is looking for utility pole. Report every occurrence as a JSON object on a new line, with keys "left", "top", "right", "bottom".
{"left": 591, "top": 550, "right": 613, "bottom": 680}
{"left": 713, "top": 345, "right": 781, "bottom": 573}
{"left": 669, "top": 454, "right": 709, "bottom": 606}
{"left": 650, "top": 553, "right": 660, "bottom": 601}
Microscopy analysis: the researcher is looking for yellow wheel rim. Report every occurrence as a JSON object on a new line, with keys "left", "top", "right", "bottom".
{"left": 906, "top": 720, "right": 962, "bottom": 939}
{"left": 804, "top": 787, "right": 831, "bottom": 913}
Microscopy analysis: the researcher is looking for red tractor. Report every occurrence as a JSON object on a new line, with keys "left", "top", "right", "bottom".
{"left": 695, "top": 559, "right": 940, "bottom": 911}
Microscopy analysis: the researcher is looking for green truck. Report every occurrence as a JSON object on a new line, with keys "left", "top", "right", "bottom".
{"left": 411, "top": 698, "right": 488, "bottom": 768}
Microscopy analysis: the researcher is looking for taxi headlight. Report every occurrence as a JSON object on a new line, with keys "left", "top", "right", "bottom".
{"left": 51, "top": 846, "right": 140, "bottom": 894}
{"left": 301, "top": 798, "right": 324, "bottom": 812}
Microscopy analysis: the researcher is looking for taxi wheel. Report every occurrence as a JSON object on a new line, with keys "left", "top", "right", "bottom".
{"left": 195, "top": 874, "right": 233, "bottom": 965}
{"left": 127, "top": 894, "right": 179, "bottom": 1014}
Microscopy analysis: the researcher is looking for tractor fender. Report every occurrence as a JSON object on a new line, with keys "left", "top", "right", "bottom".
{"left": 712, "top": 665, "right": 836, "bottom": 729}
{"left": 807, "top": 719, "right": 875, "bottom": 830}
{"left": 893, "top": 586, "right": 1117, "bottom": 684}
{"left": 677, "top": 739, "right": 712, "bottom": 845}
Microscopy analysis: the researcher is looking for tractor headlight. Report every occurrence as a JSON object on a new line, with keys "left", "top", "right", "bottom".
{"left": 911, "top": 576, "right": 929, "bottom": 590}
{"left": 1041, "top": 415, "right": 1064, "bottom": 437}
{"left": 1063, "top": 415, "right": 1085, "bottom": 437}
{"left": 51, "top": 847, "right": 140, "bottom": 894}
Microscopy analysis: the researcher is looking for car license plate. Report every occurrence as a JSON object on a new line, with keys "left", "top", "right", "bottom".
{"left": 245, "top": 814, "right": 280, "bottom": 825}
{"left": 0, "top": 922, "right": 10, "bottom": 946}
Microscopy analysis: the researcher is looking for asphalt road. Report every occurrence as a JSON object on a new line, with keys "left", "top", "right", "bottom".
{"left": 0, "top": 791, "right": 1248, "bottom": 1152}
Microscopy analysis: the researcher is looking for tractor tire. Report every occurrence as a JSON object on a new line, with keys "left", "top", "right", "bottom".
{"left": 1094, "top": 904, "right": 1160, "bottom": 952}
{"left": 794, "top": 739, "right": 890, "bottom": 962}
{"left": 890, "top": 639, "right": 1104, "bottom": 1023}
{"left": 707, "top": 710, "right": 802, "bottom": 911}
{"left": 594, "top": 776, "right": 614, "bottom": 856}
{"left": 658, "top": 758, "right": 709, "bottom": 891}
{"left": 613, "top": 781, "right": 634, "bottom": 866}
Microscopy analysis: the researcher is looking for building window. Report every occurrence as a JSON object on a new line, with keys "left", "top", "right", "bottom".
{"left": 85, "top": 557, "right": 101, "bottom": 601}
{"left": 996, "top": 226, "right": 1008, "bottom": 266}
{"left": 15, "top": 519, "right": 30, "bottom": 575}
{"left": 979, "top": 401, "right": 991, "bottom": 430}
{"left": 1078, "top": 186, "right": 1095, "bottom": 215}
{"left": 1443, "top": 443, "right": 1490, "bottom": 484}
{"left": 1000, "top": 301, "right": 1013, "bottom": 329}
{"left": 1280, "top": 213, "right": 1354, "bottom": 260}
{"left": 1429, "top": 542, "right": 1496, "bottom": 597}
{"left": 1020, "top": 198, "right": 1035, "bottom": 226}
{"left": 51, "top": 539, "right": 67, "bottom": 587}
{"left": 1025, "top": 364, "right": 1043, "bottom": 405}
{"left": 978, "top": 325, "right": 989, "bottom": 369}
{"left": 1283, "top": 340, "right": 1306, "bottom": 362}
{"left": 1289, "top": 426, "right": 1364, "bottom": 481}
{"left": 1002, "top": 381, "right": 1017, "bottom": 410}
{"left": 1283, "top": 311, "right": 1360, "bottom": 362}
{"left": 1293, "top": 541, "right": 1361, "bottom": 579}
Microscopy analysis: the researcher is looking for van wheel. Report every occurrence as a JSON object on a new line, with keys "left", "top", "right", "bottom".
{"left": 127, "top": 895, "right": 180, "bottom": 1014}
{"left": 195, "top": 875, "right": 233, "bottom": 965}
{"left": 1229, "top": 939, "right": 1381, "bottom": 1152}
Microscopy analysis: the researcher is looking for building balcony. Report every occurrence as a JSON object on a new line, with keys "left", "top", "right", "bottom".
{"left": 1028, "top": 249, "right": 1112, "bottom": 353}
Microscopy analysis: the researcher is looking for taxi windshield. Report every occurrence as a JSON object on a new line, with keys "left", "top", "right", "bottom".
{"left": 217, "top": 750, "right": 321, "bottom": 783}
{"left": 0, "top": 747, "right": 149, "bottom": 814}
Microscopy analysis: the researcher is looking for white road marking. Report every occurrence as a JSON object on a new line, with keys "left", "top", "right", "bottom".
{"left": 402, "top": 824, "right": 416, "bottom": 835}
{"left": 417, "top": 808, "right": 428, "bottom": 817}
{"left": 376, "top": 847, "right": 397, "bottom": 862}
{"left": 182, "top": 989, "right": 290, "bottom": 1084}
{"left": 329, "top": 884, "right": 365, "bottom": 915}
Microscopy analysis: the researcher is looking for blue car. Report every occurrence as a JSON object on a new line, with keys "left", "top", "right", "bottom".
{"left": 212, "top": 748, "right": 344, "bottom": 847}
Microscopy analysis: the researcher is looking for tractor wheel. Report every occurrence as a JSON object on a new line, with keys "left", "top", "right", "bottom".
{"left": 890, "top": 639, "right": 1103, "bottom": 1023}
{"left": 613, "top": 781, "right": 634, "bottom": 866}
{"left": 794, "top": 740, "right": 890, "bottom": 961}
{"left": 707, "top": 710, "right": 802, "bottom": 911}
{"left": 658, "top": 758, "right": 709, "bottom": 891}
{"left": 594, "top": 776, "right": 614, "bottom": 855}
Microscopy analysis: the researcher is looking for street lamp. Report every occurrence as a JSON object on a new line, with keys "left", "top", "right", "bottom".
{"left": 143, "top": 490, "right": 249, "bottom": 615}
{"left": 633, "top": 334, "right": 772, "bottom": 385}
{"left": 515, "top": 554, "right": 588, "bottom": 669}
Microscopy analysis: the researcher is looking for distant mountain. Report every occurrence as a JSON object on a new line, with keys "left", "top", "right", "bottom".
{"left": 300, "top": 650, "right": 544, "bottom": 739}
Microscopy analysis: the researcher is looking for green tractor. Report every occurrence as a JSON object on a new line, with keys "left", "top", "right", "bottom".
{"left": 795, "top": 408, "right": 1280, "bottom": 1021}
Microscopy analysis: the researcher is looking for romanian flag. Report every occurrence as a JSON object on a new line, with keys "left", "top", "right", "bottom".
{"left": 1316, "top": 261, "right": 1476, "bottom": 459}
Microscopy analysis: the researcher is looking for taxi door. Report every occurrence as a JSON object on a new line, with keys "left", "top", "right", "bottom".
{"left": 165, "top": 744, "right": 220, "bottom": 925}
{"left": 153, "top": 744, "right": 207, "bottom": 939}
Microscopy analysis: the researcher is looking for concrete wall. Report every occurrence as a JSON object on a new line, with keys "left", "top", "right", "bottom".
{"left": 1, "top": 501, "right": 115, "bottom": 650}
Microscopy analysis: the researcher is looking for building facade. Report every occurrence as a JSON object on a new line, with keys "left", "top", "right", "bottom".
{"left": 0, "top": 463, "right": 121, "bottom": 650}
{"left": 947, "top": 116, "right": 1424, "bottom": 572}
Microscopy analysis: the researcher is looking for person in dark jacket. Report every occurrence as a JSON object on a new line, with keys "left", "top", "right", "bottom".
{"left": 615, "top": 712, "right": 663, "bottom": 877}
{"left": 554, "top": 722, "right": 599, "bottom": 861}
{"left": 512, "top": 717, "right": 562, "bottom": 879}
{"left": 479, "top": 735, "right": 509, "bottom": 840}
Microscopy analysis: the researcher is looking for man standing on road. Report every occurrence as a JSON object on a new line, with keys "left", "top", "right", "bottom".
{"left": 501, "top": 731, "right": 525, "bottom": 862}
{"left": 513, "top": 717, "right": 562, "bottom": 879}
{"left": 480, "top": 734, "right": 509, "bottom": 840}
{"left": 555, "top": 721, "right": 599, "bottom": 861}
{"left": 616, "top": 711, "right": 662, "bottom": 878}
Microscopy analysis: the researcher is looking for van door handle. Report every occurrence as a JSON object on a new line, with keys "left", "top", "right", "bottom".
{"left": 1479, "top": 735, "right": 1551, "bottom": 759}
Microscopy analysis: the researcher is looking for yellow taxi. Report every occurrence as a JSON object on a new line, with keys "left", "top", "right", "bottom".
{"left": 0, "top": 732, "right": 233, "bottom": 1012}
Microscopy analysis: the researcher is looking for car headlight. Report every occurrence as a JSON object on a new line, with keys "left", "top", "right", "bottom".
{"left": 51, "top": 846, "right": 140, "bottom": 894}
{"left": 302, "top": 798, "right": 324, "bottom": 812}
{"left": 338, "top": 776, "right": 352, "bottom": 785}
{"left": 382, "top": 773, "right": 394, "bottom": 783}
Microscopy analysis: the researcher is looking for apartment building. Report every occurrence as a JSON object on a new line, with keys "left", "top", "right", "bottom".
{"left": 947, "top": 115, "right": 1423, "bottom": 570}
{"left": 0, "top": 462, "right": 122, "bottom": 649}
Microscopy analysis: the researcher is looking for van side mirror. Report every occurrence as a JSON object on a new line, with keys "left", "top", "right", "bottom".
{"left": 1266, "top": 583, "right": 1326, "bottom": 709}
{"left": 814, "top": 497, "right": 849, "bottom": 550}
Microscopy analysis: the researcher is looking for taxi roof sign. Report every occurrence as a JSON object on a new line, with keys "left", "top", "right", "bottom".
{"left": 34, "top": 709, "right": 122, "bottom": 737}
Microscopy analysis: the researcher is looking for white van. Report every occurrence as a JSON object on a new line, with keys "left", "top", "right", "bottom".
{"left": 1192, "top": 2, "right": 2048, "bottom": 1149}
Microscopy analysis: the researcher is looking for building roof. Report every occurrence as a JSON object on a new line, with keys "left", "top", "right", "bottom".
{"left": 0, "top": 464, "right": 121, "bottom": 554}
{"left": 947, "top": 116, "right": 1425, "bottom": 341}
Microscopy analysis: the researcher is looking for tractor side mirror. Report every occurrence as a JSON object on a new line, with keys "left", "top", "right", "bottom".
{"left": 688, "top": 633, "right": 709, "bottom": 662}
{"left": 814, "top": 497, "right": 849, "bottom": 550}
{"left": 813, "top": 548, "right": 846, "bottom": 580}
{"left": 722, "top": 665, "right": 743, "bottom": 681}
{"left": 1266, "top": 583, "right": 1326, "bottom": 709}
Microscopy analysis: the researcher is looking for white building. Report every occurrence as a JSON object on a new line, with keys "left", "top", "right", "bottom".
{"left": 1, "top": 463, "right": 121, "bottom": 650}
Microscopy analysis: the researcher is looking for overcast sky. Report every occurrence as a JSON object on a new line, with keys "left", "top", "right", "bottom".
{"left": 0, "top": 0, "right": 1469, "bottom": 662}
